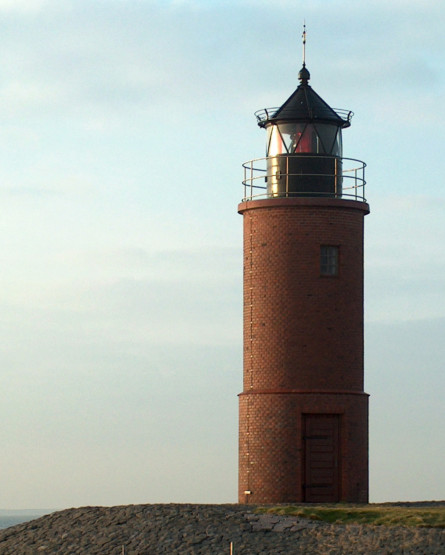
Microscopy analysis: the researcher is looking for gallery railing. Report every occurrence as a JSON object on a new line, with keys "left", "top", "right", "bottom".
{"left": 242, "top": 155, "right": 366, "bottom": 202}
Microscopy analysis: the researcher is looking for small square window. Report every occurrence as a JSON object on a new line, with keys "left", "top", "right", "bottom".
{"left": 320, "top": 245, "right": 339, "bottom": 276}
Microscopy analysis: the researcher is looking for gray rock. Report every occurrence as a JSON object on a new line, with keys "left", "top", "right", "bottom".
{"left": 0, "top": 503, "right": 444, "bottom": 554}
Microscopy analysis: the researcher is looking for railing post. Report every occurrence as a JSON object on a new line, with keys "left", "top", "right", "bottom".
{"left": 363, "top": 164, "right": 366, "bottom": 202}
{"left": 286, "top": 156, "right": 289, "bottom": 197}
{"left": 355, "top": 168, "right": 358, "bottom": 200}
{"left": 335, "top": 157, "right": 338, "bottom": 198}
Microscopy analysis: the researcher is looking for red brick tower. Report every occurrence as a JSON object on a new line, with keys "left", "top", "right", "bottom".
{"left": 238, "top": 55, "right": 369, "bottom": 504}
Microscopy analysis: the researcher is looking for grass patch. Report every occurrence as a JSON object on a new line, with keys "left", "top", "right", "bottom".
{"left": 255, "top": 505, "right": 445, "bottom": 528}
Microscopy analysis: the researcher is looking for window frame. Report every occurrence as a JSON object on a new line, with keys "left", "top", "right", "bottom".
{"left": 320, "top": 245, "right": 339, "bottom": 277}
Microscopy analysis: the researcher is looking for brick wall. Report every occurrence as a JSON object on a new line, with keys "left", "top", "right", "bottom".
{"left": 238, "top": 198, "right": 369, "bottom": 504}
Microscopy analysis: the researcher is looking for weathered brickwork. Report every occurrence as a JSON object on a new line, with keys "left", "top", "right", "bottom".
{"left": 238, "top": 198, "right": 370, "bottom": 504}
{"left": 238, "top": 392, "right": 369, "bottom": 504}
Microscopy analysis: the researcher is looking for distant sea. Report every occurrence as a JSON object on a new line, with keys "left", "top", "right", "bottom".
{"left": 0, "top": 511, "right": 53, "bottom": 530}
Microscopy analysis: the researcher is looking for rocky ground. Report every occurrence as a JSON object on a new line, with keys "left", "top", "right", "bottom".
{"left": 0, "top": 503, "right": 444, "bottom": 554}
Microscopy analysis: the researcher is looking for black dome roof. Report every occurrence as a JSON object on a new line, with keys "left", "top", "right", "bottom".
{"left": 257, "top": 65, "right": 351, "bottom": 128}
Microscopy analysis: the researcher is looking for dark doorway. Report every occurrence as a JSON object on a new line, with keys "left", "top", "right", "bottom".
{"left": 303, "top": 414, "right": 341, "bottom": 502}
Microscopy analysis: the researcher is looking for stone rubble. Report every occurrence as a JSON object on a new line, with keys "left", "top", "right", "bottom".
{"left": 0, "top": 504, "right": 443, "bottom": 554}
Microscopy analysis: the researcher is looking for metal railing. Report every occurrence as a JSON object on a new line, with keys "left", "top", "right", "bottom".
{"left": 242, "top": 155, "right": 366, "bottom": 202}
{"left": 254, "top": 107, "right": 354, "bottom": 126}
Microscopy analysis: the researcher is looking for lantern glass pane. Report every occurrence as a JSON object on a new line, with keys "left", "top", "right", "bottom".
{"left": 267, "top": 125, "right": 285, "bottom": 156}
{"left": 313, "top": 124, "right": 341, "bottom": 155}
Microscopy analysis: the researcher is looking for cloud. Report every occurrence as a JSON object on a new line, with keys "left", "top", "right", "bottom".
{"left": 0, "top": 80, "right": 66, "bottom": 115}
{"left": 367, "top": 317, "right": 445, "bottom": 501}
{"left": 0, "top": 245, "right": 241, "bottom": 348}
{"left": 0, "top": 0, "right": 443, "bottom": 509}
{"left": 0, "top": 240, "right": 241, "bottom": 507}
{"left": 0, "top": 0, "right": 48, "bottom": 12}
{"left": 0, "top": 0, "right": 443, "bottom": 131}
{"left": 365, "top": 195, "right": 445, "bottom": 322}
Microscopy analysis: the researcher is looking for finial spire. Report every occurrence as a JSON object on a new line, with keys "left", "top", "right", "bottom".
{"left": 298, "top": 22, "right": 310, "bottom": 84}
{"left": 302, "top": 22, "right": 307, "bottom": 67}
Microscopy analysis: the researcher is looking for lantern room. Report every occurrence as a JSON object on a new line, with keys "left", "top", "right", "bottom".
{"left": 258, "top": 64, "right": 351, "bottom": 198}
{"left": 243, "top": 62, "right": 366, "bottom": 201}
{"left": 263, "top": 65, "right": 347, "bottom": 157}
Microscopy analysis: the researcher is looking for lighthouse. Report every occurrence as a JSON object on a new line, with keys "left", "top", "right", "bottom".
{"left": 238, "top": 40, "right": 369, "bottom": 504}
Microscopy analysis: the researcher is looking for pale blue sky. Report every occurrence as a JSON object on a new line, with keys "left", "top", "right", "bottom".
{"left": 0, "top": 0, "right": 444, "bottom": 509}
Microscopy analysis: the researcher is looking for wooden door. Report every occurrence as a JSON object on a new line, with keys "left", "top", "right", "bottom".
{"left": 303, "top": 414, "right": 340, "bottom": 502}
